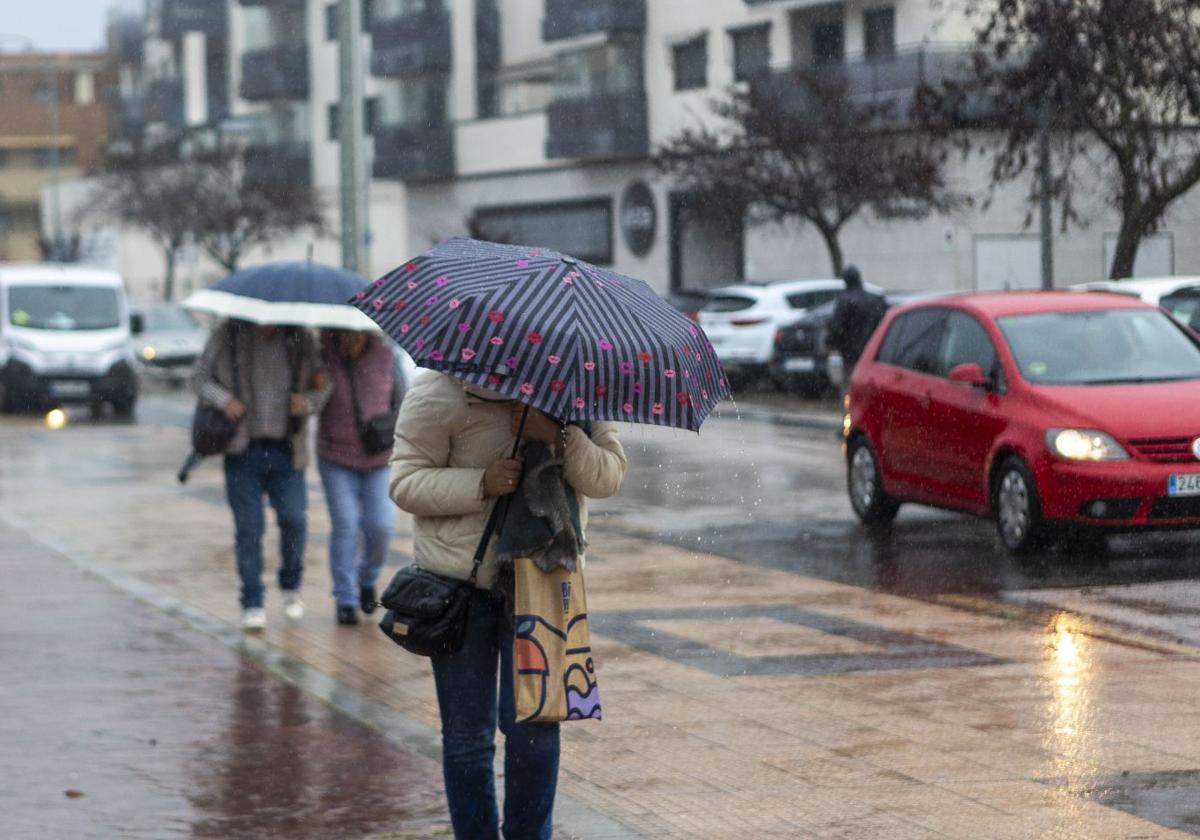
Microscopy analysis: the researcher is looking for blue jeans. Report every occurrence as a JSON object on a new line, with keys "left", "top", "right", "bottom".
{"left": 223, "top": 442, "right": 307, "bottom": 609}
{"left": 317, "top": 457, "right": 394, "bottom": 607}
{"left": 432, "top": 590, "right": 560, "bottom": 840}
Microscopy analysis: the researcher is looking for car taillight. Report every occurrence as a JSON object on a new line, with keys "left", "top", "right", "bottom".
{"left": 731, "top": 317, "right": 768, "bottom": 327}
{"left": 774, "top": 329, "right": 785, "bottom": 344}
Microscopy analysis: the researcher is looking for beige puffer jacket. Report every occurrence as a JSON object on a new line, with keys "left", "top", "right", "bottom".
{"left": 389, "top": 371, "right": 627, "bottom": 589}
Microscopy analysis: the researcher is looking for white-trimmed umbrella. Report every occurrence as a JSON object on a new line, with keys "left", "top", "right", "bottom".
{"left": 184, "top": 260, "right": 378, "bottom": 330}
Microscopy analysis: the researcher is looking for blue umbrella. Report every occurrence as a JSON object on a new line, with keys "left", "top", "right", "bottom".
{"left": 184, "top": 260, "right": 377, "bottom": 329}
{"left": 349, "top": 238, "right": 730, "bottom": 431}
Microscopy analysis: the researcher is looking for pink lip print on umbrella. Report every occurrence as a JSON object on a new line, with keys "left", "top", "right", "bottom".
{"left": 348, "top": 237, "right": 729, "bottom": 432}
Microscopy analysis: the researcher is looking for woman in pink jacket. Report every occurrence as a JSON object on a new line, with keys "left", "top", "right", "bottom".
{"left": 317, "top": 329, "right": 404, "bottom": 625}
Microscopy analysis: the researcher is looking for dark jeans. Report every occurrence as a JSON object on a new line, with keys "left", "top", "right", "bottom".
{"left": 431, "top": 589, "right": 560, "bottom": 840}
{"left": 223, "top": 442, "right": 307, "bottom": 609}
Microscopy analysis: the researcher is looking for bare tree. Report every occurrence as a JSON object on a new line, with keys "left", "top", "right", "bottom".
{"left": 654, "top": 70, "right": 964, "bottom": 276}
{"left": 90, "top": 146, "right": 209, "bottom": 302}
{"left": 921, "top": 0, "right": 1200, "bottom": 279}
{"left": 192, "top": 147, "right": 327, "bottom": 273}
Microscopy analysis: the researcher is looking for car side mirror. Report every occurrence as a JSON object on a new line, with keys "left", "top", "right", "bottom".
{"left": 948, "top": 362, "right": 989, "bottom": 388}
{"left": 130, "top": 313, "right": 144, "bottom": 335}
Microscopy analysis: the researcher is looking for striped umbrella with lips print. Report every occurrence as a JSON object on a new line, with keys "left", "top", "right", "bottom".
{"left": 349, "top": 238, "right": 730, "bottom": 431}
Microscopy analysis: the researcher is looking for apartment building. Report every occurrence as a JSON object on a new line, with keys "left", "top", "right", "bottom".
{"left": 85, "top": 0, "right": 1200, "bottom": 299}
{"left": 0, "top": 51, "right": 110, "bottom": 262}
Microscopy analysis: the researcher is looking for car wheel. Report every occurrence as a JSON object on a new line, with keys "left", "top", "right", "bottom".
{"left": 992, "top": 457, "right": 1049, "bottom": 554}
{"left": 847, "top": 436, "right": 899, "bottom": 526}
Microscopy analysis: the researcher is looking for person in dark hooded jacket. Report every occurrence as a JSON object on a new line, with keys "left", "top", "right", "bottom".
{"left": 827, "top": 265, "right": 888, "bottom": 382}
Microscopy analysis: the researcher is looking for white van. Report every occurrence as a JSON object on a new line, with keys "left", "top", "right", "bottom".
{"left": 0, "top": 264, "right": 138, "bottom": 416}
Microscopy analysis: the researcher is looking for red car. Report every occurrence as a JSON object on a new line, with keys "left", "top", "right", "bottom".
{"left": 844, "top": 291, "right": 1200, "bottom": 552}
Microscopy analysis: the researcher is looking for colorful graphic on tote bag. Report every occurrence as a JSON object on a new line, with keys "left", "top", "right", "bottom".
{"left": 513, "top": 559, "right": 601, "bottom": 723}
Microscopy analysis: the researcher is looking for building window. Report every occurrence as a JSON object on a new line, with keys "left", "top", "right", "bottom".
{"left": 672, "top": 35, "right": 707, "bottom": 91}
{"left": 31, "top": 147, "right": 75, "bottom": 167}
{"left": 326, "top": 4, "right": 339, "bottom": 40}
{"left": 811, "top": 21, "right": 844, "bottom": 65}
{"left": 364, "top": 96, "right": 379, "bottom": 133}
{"left": 730, "top": 24, "right": 770, "bottom": 82}
{"left": 864, "top": 7, "right": 895, "bottom": 62}
{"left": 328, "top": 103, "right": 340, "bottom": 140}
{"left": 472, "top": 199, "right": 614, "bottom": 265}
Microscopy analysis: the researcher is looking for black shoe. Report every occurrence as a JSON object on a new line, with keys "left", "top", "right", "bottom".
{"left": 360, "top": 586, "right": 377, "bottom": 615}
{"left": 337, "top": 605, "right": 359, "bottom": 626}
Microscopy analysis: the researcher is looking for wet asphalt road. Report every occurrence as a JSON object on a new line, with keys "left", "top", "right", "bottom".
{"left": 0, "top": 522, "right": 447, "bottom": 840}
{"left": 136, "top": 384, "right": 1200, "bottom": 601}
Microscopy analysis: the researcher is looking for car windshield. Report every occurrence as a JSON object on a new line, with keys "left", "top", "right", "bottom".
{"left": 143, "top": 307, "right": 199, "bottom": 331}
{"left": 998, "top": 308, "right": 1200, "bottom": 385}
{"left": 8, "top": 285, "right": 121, "bottom": 331}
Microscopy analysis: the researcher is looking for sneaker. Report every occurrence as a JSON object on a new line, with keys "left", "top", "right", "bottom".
{"left": 241, "top": 607, "right": 267, "bottom": 631}
{"left": 337, "top": 605, "right": 359, "bottom": 626}
{"left": 282, "top": 592, "right": 305, "bottom": 621}
{"left": 359, "top": 586, "right": 377, "bottom": 615}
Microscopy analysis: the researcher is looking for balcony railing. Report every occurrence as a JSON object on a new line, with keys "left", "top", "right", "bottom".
{"left": 750, "top": 47, "right": 980, "bottom": 123}
{"left": 160, "top": 0, "right": 227, "bottom": 38}
{"left": 244, "top": 142, "right": 311, "bottom": 188}
{"left": 373, "top": 124, "right": 455, "bottom": 181}
{"left": 240, "top": 45, "right": 309, "bottom": 101}
{"left": 144, "top": 78, "right": 185, "bottom": 130}
{"left": 542, "top": 0, "right": 645, "bottom": 42}
{"left": 369, "top": 5, "right": 452, "bottom": 77}
{"left": 545, "top": 90, "right": 648, "bottom": 160}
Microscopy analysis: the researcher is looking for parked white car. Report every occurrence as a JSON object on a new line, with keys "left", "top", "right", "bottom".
{"left": 698, "top": 279, "right": 882, "bottom": 380}
{"left": 1072, "top": 276, "right": 1200, "bottom": 328}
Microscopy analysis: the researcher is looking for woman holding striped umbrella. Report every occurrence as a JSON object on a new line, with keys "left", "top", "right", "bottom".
{"left": 354, "top": 238, "right": 728, "bottom": 839}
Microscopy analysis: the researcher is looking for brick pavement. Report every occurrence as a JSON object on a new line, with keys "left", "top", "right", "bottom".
{"left": 2, "top": 412, "right": 1200, "bottom": 838}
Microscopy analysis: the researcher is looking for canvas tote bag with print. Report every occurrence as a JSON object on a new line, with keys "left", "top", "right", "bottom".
{"left": 512, "top": 557, "right": 601, "bottom": 723}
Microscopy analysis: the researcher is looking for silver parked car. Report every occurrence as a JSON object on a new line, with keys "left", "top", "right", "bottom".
{"left": 130, "top": 305, "right": 208, "bottom": 385}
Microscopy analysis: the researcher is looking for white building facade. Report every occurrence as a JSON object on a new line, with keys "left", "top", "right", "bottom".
{"left": 76, "top": 0, "right": 1200, "bottom": 302}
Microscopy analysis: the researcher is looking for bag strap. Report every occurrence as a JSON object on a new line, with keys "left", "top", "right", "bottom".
{"left": 467, "top": 404, "right": 530, "bottom": 584}
{"left": 230, "top": 326, "right": 241, "bottom": 400}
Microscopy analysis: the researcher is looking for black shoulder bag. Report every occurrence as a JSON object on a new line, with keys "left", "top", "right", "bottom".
{"left": 377, "top": 408, "right": 531, "bottom": 656}
{"left": 345, "top": 355, "right": 400, "bottom": 455}
{"left": 179, "top": 328, "right": 242, "bottom": 482}
{"left": 191, "top": 328, "right": 243, "bottom": 455}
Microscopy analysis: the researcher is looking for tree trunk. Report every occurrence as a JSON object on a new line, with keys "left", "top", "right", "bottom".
{"left": 815, "top": 224, "right": 845, "bottom": 276}
{"left": 162, "top": 247, "right": 177, "bottom": 302}
{"left": 1108, "top": 214, "right": 1146, "bottom": 280}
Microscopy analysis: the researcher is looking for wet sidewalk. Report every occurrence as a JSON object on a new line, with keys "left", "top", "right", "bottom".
{"left": 5, "top": 408, "right": 1200, "bottom": 837}
{"left": 0, "top": 525, "right": 448, "bottom": 840}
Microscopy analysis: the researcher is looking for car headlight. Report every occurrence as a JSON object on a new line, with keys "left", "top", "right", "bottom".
{"left": 1046, "top": 429, "right": 1129, "bottom": 461}
{"left": 142, "top": 345, "right": 157, "bottom": 361}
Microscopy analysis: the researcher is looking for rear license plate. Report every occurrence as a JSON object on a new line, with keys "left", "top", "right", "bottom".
{"left": 783, "top": 357, "right": 816, "bottom": 372}
{"left": 48, "top": 380, "right": 89, "bottom": 398}
{"left": 1168, "top": 474, "right": 1200, "bottom": 496}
